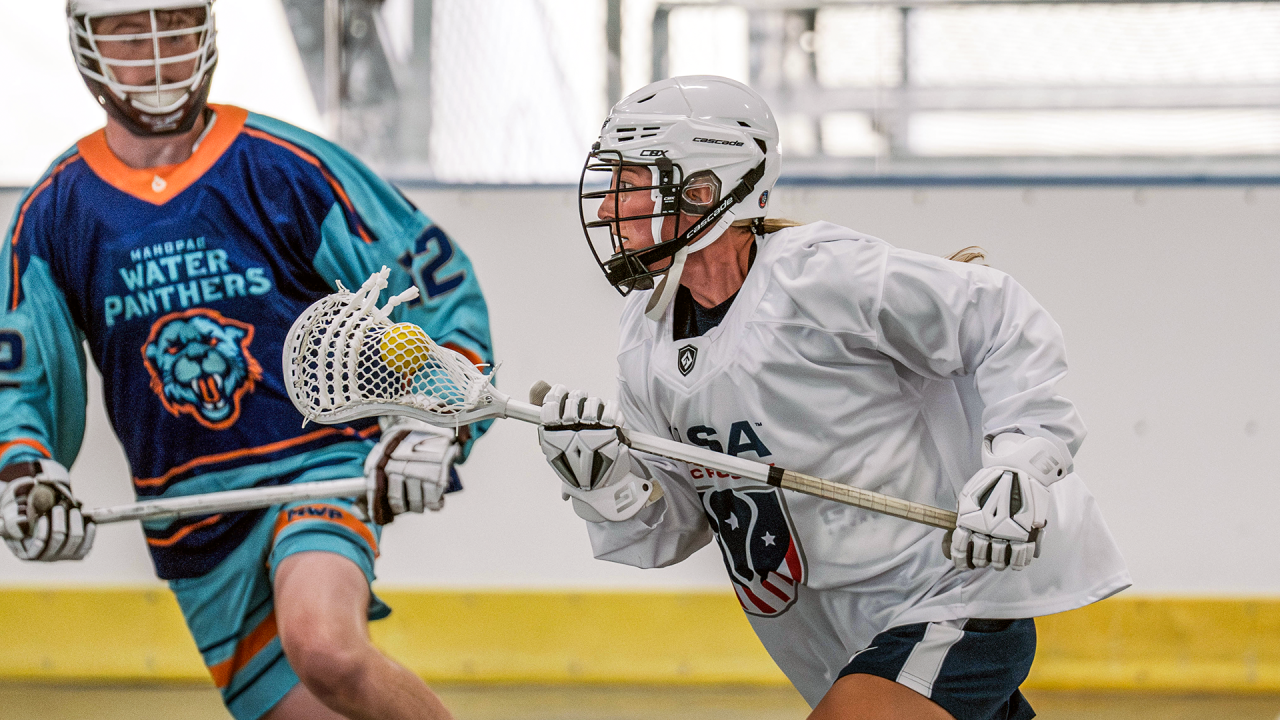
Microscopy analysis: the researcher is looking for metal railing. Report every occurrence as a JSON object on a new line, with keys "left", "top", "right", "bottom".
{"left": 649, "top": 0, "right": 1280, "bottom": 181}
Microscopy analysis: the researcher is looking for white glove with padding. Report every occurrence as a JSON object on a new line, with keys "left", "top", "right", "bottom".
{"left": 949, "top": 433, "right": 1068, "bottom": 571}
{"left": 364, "top": 419, "right": 460, "bottom": 525}
{"left": 538, "top": 385, "right": 662, "bottom": 522}
{"left": 0, "top": 460, "right": 95, "bottom": 562}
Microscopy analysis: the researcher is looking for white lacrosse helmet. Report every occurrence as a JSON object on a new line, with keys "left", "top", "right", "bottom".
{"left": 67, "top": 0, "right": 218, "bottom": 136}
{"left": 579, "top": 76, "right": 780, "bottom": 319}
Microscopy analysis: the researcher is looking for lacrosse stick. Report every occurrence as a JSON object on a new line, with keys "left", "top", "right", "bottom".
{"left": 283, "top": 268, "right": 957, "bottom": 531}
{"left": 25, "top": 477, "right": 367, "bottom": 525}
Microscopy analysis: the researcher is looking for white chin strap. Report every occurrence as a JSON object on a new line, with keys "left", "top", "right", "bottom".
{"left": 130, "top": 89, "right": 190, "bottom": 113}
{"left": 643, "top": 209, "right": 736, "bottom": 322}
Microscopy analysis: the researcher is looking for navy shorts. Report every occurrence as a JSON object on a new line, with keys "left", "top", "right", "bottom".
{"left": 836, "top": 618, "right": 1036, "bottom": 720}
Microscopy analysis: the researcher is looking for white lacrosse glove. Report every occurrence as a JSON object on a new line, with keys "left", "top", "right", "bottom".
{"left": 0, "top": 460, "right": 95, "bottom": 562}
{"left": 364, "top": 420, "right": 461, "bottom": 525}
{"left": 949, "top": 433, "right": 1068, "bottom": 572}
{"left": 538, "top": 385, "right": 661, "bottom": 523}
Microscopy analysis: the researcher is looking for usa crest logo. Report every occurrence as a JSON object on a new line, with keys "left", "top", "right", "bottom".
{"left": 677, "top": 344, "right": 697, "bottom": 376}
{"left": 141, "top": 308, "right": 263, "bottom": 430}
{"left": 700, "top": 487, "right": 806, "bottom": 616}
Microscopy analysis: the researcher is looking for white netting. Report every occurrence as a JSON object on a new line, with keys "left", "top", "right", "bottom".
{"left": 806, "top": 2, "right": 1280, "bottom": 159}
{"left": 426, "top": 0, "right": 605, "bottom": 182}
{"left": 284, "top": 267, "right": 497, "bottom": 426}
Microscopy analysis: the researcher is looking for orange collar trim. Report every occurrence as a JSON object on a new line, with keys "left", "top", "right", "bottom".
{"left": 77, "top": 104, "right": 249, "bottom": 206}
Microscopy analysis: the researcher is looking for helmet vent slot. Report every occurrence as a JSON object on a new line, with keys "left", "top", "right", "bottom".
{"left": 755, "top": 139, "right": 767, "bottom": 153}
{"left": 738, "top": 121, "right": 752, "bottom": 127}
{"left": 617, "top": 127, "right": 636, "bottom": 132}
{"left": 643, "top": 126, "right": 661, "bottom": 130}
{"left": 616, "top": 136, "right": 635, "bottom": 142}
{"left": 637, "top": 94, "right": 656, "bottom": 103}
{"left": 640, "top": 133, "right": 657, "bottom": 138}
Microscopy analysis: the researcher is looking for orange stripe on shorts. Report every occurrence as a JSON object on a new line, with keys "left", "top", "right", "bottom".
{"left": 208, "top": 610, "right": 278, "bottom": 689}
{"left": 272, "top": 503, "right": 379, "bottom": 558}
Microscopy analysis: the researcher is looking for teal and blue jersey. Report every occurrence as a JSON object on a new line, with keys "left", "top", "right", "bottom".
{"left": 0, "top": 105, "right": 493, "bottom": 579}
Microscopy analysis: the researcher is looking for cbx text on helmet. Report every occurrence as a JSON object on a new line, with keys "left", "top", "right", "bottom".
{"left": 68, "top": 0, "right": 218, "bottom": 136}
{"left": 579, "top": 76, "right": 781, "bottom": 320}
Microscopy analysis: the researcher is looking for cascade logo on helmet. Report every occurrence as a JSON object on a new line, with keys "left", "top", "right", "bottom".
{"left": 579, "top": 76, "right": 782, "bottom": 321}
{"left": 67, "top": 0, "right": 219, "bottom": 137}
{"left": 693, "top": 137, "right": 745, "bottom": 147}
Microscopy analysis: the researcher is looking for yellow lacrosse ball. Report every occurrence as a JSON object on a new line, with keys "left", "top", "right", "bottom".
{"left": 379, "top": 323, "right": 431, "bottom": 374}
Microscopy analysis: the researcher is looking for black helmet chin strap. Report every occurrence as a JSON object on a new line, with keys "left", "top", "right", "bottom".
{"left": 655, "top": 156, "right": 679, "bottom": 215}
{"left": 606, "top": 158, "right": 767, "bottom": 284}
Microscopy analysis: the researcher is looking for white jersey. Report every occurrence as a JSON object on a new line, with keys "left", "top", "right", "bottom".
{"left": 586, "top": 222, "right": 1130, "bottom": 706}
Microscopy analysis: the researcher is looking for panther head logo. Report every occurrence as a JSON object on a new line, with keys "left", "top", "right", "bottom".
{"left": 141, "top": 309, "right": 264, "bottom": 430}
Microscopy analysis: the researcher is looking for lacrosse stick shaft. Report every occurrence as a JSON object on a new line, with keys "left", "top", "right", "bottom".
{"left": 502, "top": 397, "right": 956, "bottom": 530}
{"left": 84, "top": 478, "right": 366, "bottom": 525}
{"left": 282, "top": 273, "right": 954, "bottom": 530}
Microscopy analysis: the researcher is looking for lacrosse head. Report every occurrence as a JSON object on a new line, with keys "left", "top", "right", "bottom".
{"left": 284, "top": 267, "right": 503, "bottom": 427}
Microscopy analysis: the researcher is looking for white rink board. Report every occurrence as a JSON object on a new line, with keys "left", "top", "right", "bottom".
{"left": 0, "top": 183, "right": 1277, "bottom": 593}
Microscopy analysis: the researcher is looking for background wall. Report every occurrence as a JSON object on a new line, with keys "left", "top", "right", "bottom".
{"left": 0, "top": 181, "right": 1276, "bottom": 593}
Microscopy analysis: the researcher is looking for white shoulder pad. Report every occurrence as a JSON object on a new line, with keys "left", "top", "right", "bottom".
{"left": 757, "top": 223, "right": 889, "bottom": 339}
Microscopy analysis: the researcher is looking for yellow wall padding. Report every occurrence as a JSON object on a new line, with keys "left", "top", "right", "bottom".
{"left": 1032, "top": 595, "right": 1280, "bottom": 691}
{"left": 2, "top": 588, "right": 1279, "bottom": 691}
{"left": 0, "top": 588, "right": 204, "bottom": 681}
{"left": 369, "top": 590, "right": 778, "bottom": 684}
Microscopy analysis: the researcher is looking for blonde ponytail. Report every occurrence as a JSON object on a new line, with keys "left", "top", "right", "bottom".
{"left": 732, "top": 218, "right": 805, "bottom": 234}
{"left": 947, "top": 246, "right": 986, "bottom": 264}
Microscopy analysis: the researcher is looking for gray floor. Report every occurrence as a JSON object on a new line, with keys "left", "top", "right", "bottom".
{"left": 1, "top": 683, "right": 1279, "bottom": 719}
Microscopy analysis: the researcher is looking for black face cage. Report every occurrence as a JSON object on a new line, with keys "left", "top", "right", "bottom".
{"left": 578, "top": 147, "right": 766, "bottom": 296}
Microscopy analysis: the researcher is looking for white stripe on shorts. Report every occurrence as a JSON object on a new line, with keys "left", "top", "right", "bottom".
{"left": 896, "top": 620, "right": 965, "bottom": 698}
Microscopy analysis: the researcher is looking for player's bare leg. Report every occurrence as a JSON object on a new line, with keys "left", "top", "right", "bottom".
{"left": 807, "top": 673, "right": 956, "bottom": 720}
{"left": 270, "top": 551, "right": 453, "bottom": 720}
{"left": 263, "top": 683, "right": 347, "bottom": 720}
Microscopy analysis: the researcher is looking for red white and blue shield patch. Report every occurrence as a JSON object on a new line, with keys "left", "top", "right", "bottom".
{"left": 700, "top": 487, "right": 806, "bottom": 616}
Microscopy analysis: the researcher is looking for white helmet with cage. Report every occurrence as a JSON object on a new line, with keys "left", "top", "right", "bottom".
{"left": 579, "top": 75, "right": 781, "bottom": 320}
{"left": 67, "top": 0, "right": 218, "bottom": 136}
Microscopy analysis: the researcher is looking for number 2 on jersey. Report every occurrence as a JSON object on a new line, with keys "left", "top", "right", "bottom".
{"left": 398, "top": 226, "right": 465, "bottom": 302}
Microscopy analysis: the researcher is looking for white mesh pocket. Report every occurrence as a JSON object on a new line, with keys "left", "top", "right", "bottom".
{"left": 284, "top": 268, "right": 495, "bottom": 426}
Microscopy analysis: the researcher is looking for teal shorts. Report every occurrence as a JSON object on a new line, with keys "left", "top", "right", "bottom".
{"left": 168, "top": 498, "right": 388, "bottom": 720}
